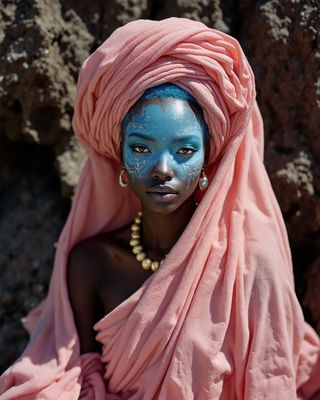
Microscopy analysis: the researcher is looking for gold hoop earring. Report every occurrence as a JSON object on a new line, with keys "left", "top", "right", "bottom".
{"left": 119, "top": 167, "right": 128, "bottom": 188}
{"left": 198, "top": 168, "right": 208, "bottom": 191}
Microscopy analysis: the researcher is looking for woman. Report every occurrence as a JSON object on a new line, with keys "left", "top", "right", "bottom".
{"left": 67, "top": 83, "right": 211, "bottom": 356}
{"left": 1, "top": 17, "right": 319, "bottom": 400}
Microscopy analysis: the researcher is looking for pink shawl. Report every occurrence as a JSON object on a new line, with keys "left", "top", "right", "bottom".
{"left": 1, "top": 17, "right": 319, "bottom": 400}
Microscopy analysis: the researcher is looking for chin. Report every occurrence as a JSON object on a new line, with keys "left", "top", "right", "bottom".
{"left": 134, "top": 190, "right": 196, "bottom": 215}
{"left": 145, "top": 202, "right": 181, "bottom": 215}
{"left": 152, "top": 205, "right": 179, "bottom": 215}
{"left": 142, "top": 194, "right": 195, "bottom": 215}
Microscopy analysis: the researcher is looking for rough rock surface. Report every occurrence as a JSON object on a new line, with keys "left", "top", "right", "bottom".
{"left": 304, "top": 256, "right": 320, "bottom": 334}
{"left": 0, "top": 136, "right": 67, "bottom": 372}
{"left": 0, "top": 0, "right": 319, "bottom": 374}
{"left": 237, "top": 0, "right": 320, "bottom": 322}
{"left": 239, "top": 0, "right": 320, "bottom": 255}
{"left": 0, "top": 0, "right": 93, "bottom": 145}
{"left": 56, "top": 136, "right": 87, "bottom": 198}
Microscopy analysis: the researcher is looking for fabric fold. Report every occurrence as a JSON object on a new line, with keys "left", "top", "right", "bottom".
{"left": 79, "top": 353, "right": 106, "bottom": 400}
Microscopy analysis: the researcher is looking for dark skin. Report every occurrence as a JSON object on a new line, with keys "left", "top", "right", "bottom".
{"left": 67, "top": 98, "right": 210, "bottom": 354}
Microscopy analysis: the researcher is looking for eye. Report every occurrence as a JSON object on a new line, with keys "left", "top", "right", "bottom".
{"left": 131, "top": 145, "right": 150, "bottom": 154}
{"left": 176, "top": 147, "right": 197, "bottom": 155}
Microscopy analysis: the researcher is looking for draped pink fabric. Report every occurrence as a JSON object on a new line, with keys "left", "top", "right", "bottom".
{"left": 1, "top": 17, "right": 319, "bottom": 400}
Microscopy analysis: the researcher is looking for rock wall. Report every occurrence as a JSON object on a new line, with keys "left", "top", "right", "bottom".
{"left": 237, "top": 0, "right": 320, "bottom": 329}
{"left": 0, "top": 0, "right": 319, "bottom": 373}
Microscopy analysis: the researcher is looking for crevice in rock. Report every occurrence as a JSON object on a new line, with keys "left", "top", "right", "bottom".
{"left": 149, "top": 0, "right": 165, "bottom": 20}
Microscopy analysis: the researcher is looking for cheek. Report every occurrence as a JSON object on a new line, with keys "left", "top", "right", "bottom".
{"left": 123, "top": 147, "right": 152, "bottom": 182}
{"left": 176, "top": 153, "right": 204, "bottom": 189}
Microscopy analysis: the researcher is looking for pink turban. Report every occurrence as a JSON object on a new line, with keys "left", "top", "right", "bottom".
{"left": 1, "top": 17, "right": 319, "bottom": 400}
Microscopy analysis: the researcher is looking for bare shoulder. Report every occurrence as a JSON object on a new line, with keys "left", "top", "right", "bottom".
{"left": 67, "top": 224, "right": 132, "bottom": 286}
{"left": 66, "top": 225, "right": 132, "bottom": 353}
{"left": 68, "top": 235, "right": 106, "bottom": 279}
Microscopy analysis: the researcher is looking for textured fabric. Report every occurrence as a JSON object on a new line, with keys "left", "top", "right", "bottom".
{"left": 1, "top": 17, "right": 319, "bottom": 400}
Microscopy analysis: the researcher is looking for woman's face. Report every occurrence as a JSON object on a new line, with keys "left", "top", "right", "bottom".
{"left": 121, "top": 97, "right": 208, "bottom": 214}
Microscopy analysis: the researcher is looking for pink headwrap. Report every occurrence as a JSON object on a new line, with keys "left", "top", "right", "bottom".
{"left": 1, "top": 17, "right": 319, "bottom": 400}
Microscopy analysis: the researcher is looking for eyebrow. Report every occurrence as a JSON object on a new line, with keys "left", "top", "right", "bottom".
{"left": 127, "top": 132, "right": 156, "bottom": 142}
{"left": 127, "top": 132, "right": 201, "bottom": 145}
{"left": 171, "top": 135, "right": 201, "bottom": 144}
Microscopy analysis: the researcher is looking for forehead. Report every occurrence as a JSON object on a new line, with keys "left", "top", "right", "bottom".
{"left": 122, "top": 98, "right": 205, "bottom": 140}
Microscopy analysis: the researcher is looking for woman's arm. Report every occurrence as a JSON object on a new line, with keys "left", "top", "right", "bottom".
{"left": 67, "top": 243, "right": 100, "bottom": 354}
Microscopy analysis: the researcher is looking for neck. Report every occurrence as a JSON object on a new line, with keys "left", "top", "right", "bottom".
{"left": 140, "top": 198, "right": 196, "bottom": 259}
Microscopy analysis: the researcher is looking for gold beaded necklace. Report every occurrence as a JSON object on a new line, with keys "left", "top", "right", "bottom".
{"left": 130, "top": 211, "right": 164, "bottom": 272}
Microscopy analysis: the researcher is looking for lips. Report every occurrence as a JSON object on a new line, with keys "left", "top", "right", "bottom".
{"left": 147, "top": 185, "right": 178, "bottom": 194}
{"left": 146, "top": 185, "right": 178, "bottom": 202}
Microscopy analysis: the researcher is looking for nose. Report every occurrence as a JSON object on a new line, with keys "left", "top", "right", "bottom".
{"left": 151, "top": 153, "right": 174, "bottom": 181}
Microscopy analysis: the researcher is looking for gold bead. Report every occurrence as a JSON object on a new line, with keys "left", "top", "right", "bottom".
{"left": 151, "top": 260, "right": 160, "bottom": 272}
{"left": 132, "top": 245, "right": 143, "bottom": 254}
{"left": 141, "top": 258, "right": 152, "bottom": 270}
{"left": 129, "top": 239, "right": 140, "bottom": 247}
{"left": 129, "top": 212, "right": 163, "bottom": 273}
{"left": 136, "top": 252, "right": 146, "bottom": 262}
{"left": 131, "top": 224, "right": 140, "bottom": 232}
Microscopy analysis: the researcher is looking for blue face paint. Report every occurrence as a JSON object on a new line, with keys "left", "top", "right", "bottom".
{"left": 121, "top": 82, "right": 210, "bottom": 144}
{"left": 121, "top": 97, "right": 207, "bottom": 213}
